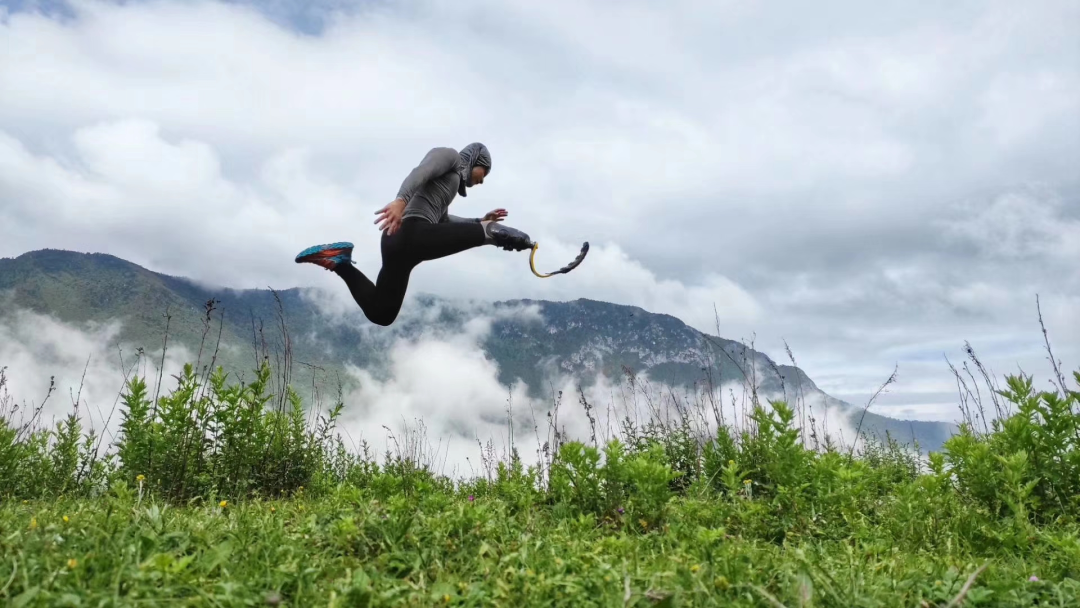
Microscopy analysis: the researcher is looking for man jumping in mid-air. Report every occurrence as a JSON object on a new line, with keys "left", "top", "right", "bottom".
{"left": 295, "top": 143, "right": 533, "bottom": 326}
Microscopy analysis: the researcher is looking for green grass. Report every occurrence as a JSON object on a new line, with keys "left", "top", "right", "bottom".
{"left": 4, "top": 490, "right": 1077, "bottom": 607}
{"left": 2, "top": 334, "right": 1079, "bottom": 606}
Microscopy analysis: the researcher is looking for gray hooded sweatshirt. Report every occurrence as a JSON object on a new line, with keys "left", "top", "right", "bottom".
{"left": 397, "top": 143, "right": 492, "bottom": 225}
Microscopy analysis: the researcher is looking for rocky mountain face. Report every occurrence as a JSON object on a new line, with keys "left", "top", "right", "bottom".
{"left": 1, "top": 249, "right": 957, "bottom": 451}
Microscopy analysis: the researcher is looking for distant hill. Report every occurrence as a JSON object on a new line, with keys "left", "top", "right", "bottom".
{"left": 0, "top": 249, "right": 958, "bottom": 451}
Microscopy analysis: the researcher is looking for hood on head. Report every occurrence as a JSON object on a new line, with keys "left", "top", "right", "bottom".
{"left": 457, "top": 142, "right": 491, "bottom": 197}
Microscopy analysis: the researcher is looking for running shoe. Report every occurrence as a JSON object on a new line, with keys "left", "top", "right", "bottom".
{"left": 295, "top": 242, "right": 355, "bottom": 270}
{"left": 485, "top": 224, "right": 534, "bottom": 252}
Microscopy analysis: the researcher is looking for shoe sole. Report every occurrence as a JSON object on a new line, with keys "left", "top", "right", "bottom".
{"left": 295, "top": 242, "right": 354, "bottom": 263}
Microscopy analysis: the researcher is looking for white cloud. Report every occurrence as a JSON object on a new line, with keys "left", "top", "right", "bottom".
{"left": 2, "top": 300, "right": 866, "bottom": 479}
{"left": 1, "top": 0, "right": 1077, "bottom": 425}
{"left": 0, "top": 118, "right": 764, "bottom": 335}
{"left": 336, "top": 314, "right": 871, "bottom": 476}
{"left": 0, "top": 306, "right": 196, "bottom": 445}
{"left": 939, "top": 189, "right": 1080, "bottom": 263}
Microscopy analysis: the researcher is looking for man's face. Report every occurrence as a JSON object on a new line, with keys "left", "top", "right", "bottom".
{"left": 469, "top": 165, "right": 488, "bottom": 187}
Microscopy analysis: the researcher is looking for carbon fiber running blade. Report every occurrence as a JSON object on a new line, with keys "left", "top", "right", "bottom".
{"left": 530, "top": 242, "right": 589, "bottom": 278}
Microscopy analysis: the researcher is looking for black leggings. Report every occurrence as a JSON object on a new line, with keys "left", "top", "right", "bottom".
{"left": 333, "top": 217, "right": 486, "bottom": 326}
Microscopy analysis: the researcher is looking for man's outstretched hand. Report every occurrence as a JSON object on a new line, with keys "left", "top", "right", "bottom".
{"left": 375, "top": 199, "right": 407, "bottom": 235}
{"left": 482, "top": 208, "right": 508, "bottom": 223}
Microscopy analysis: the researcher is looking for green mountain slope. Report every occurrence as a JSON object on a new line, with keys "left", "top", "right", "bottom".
{"left": 0, "top": 249, "right": 958, "bottom": 451}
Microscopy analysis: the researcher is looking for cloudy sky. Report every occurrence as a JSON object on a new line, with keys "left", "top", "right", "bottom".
{"left": 1, "top": 0, "right": 1078, "bottom": 427}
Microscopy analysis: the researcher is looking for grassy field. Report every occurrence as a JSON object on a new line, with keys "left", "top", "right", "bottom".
{"left": 2, "top": 349, "right": 1079, "bottom": 606}
{"left": 3, "top": 483, "right": 1079, "bottom": 607}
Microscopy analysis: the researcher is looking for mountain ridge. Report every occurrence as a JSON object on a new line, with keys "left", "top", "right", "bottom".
{"left": 1, "top": 248, "right": 958, "bottom": 451}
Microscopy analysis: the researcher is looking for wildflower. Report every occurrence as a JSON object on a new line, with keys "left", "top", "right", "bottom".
{"left": 639, "top": 519, "right": 649, "bottom": 529}
{"left": 136, "top": 475, "right": 145, "bottom": 482}
{"left": 67, "top": 559, "right": 77, "bottom": 569}
{"left": 63, "top": 516, "right": 69, "bottom": 523}
{"left": 1029, "top": 575, "right": 1039, "bottom": 582}
{"left": 617, "top": 507, "right": 624, "bottom": 514}
{"left": 743, "top": 479, "right": 751, "bottom": 485}
{"left": 219, "top": 500, "right": 228, "bottom": 508}
{"left": 442, "top": 594, "right": 451, "bottom": 603}
{"left": 30, "top": 517, "right": 37, "bottom": 530}
{"left": 270, "top": 507, "right": 276, "bottom": 513}
{"left": 691, "top": 565, "right": 701, "bottom": 573}
{"left": 468, "top": 495, "right": 474, "bottom": 502}
{"left": 728, "top": 460, "right": 734, "bottom": 466}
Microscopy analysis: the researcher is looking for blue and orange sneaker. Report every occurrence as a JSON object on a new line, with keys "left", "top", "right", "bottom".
{"left": 295, "top": 242, "right": 355, "bottom": 271}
